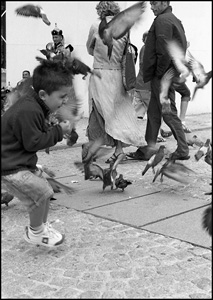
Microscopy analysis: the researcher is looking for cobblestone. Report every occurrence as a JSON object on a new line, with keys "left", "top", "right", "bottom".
{"left": 1, "top": 113, "right": 212, "bottom": 298}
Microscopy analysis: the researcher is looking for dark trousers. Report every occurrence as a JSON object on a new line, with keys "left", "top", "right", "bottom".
{"left": 145, "top": 76, "right": 189, "bottom": 155}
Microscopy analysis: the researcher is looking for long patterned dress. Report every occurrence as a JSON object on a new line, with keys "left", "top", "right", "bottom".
{"left": 86, "top": 17, "right": 144, "bottom": 148}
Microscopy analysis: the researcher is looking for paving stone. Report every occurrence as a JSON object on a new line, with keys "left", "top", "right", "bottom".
{"left": 2, "top": 114, "right": 212, "bottom": 298}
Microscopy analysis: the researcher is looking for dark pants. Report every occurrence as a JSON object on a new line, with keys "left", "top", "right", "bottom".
{"left": 145, "top": 76, "right": 189, "bottom": 155}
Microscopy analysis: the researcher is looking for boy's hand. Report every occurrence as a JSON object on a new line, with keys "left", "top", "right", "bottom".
{"left": 59, "top": 120, "right": 71, "bottom": 134}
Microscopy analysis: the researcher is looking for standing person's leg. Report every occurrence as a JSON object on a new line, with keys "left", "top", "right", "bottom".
{"left": 162, "top": 87, "right": 189, "bottom": 159}
{"left": 179, "top": 98, "right": 191, "bottom": 133}
{"left": 133, "top": 90, "right": 150, "bottom": 119}
{"left": 174, "top": 82, "right": 191, "bottom": 133}
{"left": 145, "top": 77, "right": 162, "bottom": 146}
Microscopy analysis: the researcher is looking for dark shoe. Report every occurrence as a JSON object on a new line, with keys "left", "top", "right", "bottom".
{"left": 169, "top": 152, "right": 190, "bottom": 161}
{"left": 126, "top": 152, "right": 142, "bottom": 160}
{"left": 126, "top": 146, "right": 157, "bottom": 161}
{"left": 160, "top": 129, "right": 173, "bottom": 138}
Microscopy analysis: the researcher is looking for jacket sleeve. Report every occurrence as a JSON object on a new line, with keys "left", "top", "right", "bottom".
{"left": 13, "top": 108, "right": 64, "bottom": 152}
{"left": 154, "top": 17, "right": 173, "bottom": 79}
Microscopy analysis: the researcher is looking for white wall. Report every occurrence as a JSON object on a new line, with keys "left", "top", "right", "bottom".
{"left": 6, "top": 1, "right": 212, "bottom": 116}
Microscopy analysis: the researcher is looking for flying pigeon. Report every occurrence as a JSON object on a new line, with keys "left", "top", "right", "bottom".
{"left": 98, "top": 1, "right": 146, "bottom": 59}
{"left": 186, "top": 51, "right": 212, "bottom": 100}
{"left": 15, "top": 4, "right": 51, "bottom": 26}
{"left": 152, "top": 159, "right": 195, "bottom": 184}
{"left": 1, "top": 192, "right": 14, "bottom": 206}
{"left": 166, "top": 39, "right": 212, "bottom": 100}
{"left": 194, "top": 138, "right": 211, "bottom": 161}
{"left": 166, "top": 40, "right": 191, "bottom": 83}
{"left": 36, "top": 164, "right": 75, "bottom": 195}
{"left": 202, "top": 203, "right": 212, "bottom": 236}
{"left": 46, "top": 177, "right": 75, "bottom": 195}
{"left": 204, "top": 146, "right": 212, "bottom": 166}
{"left": 71, "top": 58, "right": 95, "bottom": 80}
{"left": 142, "top": 145, "right": 166, "bottom": 176}
{"left": 115, "top": 174, "right": 132, "bottom": 191}
{"left": 74, "top": 137, "right": 108, "bottom": 180}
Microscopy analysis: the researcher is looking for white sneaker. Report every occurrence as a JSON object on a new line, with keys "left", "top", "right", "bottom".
{"left": 24, "top": 225, "right": 65, "bottom": 247}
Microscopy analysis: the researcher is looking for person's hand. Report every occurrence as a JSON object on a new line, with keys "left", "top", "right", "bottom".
{"left": 59, "top": 120, "right": 71, "bottom": 135}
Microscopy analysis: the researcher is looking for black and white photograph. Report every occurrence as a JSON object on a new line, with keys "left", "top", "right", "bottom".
{"left": 1, "top": 1, "right": 212, "bottom": 299}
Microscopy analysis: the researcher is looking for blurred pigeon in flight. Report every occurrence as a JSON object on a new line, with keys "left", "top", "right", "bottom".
{"left": 142, "top": 145, "right": 166, "bottom": 176}
{"left": 166, "top": 40, "right": 190, "bottom": 83}
{"left": 186, "top": 51, "right": 212, "bottom": 100}
{"left": 202, "top": 200, "right": 212, "bottom": 236}
{"left": 1, "top": 192, "right": 14, "bottom": 206}
{"left": 98, "top": 1, "right": 147, "bottom": 59}
{"left": 152, "top": 159, "right": 195, "bottom": 184}
{"left": 204, "top": 146, "right": 212, "bottom": 166}
{"left": 15, "top": 4, "right": 51, "bottom": 26}
{"left": 194, "top": 138, "right": 211, "bottom": 161}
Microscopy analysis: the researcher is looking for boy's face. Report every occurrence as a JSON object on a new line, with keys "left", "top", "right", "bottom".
{"left": 52, "top": 34, "right": 63, "bottom": 44}
{"left": 39, "top": 86, "right": 71, "bottom": 113}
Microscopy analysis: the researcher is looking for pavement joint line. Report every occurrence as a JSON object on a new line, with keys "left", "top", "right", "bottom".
{"left": 138, "top": 202, "right": 211, "bottom": 228}
{"left": 78, "top": 191, "right": 161, "bottom": 212}
{"left": 141, "top": 228, "right": 212, "bottom": 250}
{"left": 78, "top": 210, "right": 212, "bottom": 250}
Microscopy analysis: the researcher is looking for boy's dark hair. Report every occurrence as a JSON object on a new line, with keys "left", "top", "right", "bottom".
{"left": 33, "top": 58, "right": 73, "bottom": 94}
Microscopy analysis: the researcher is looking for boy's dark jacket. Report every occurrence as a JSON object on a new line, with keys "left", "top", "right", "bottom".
{"left": 143, "top": 6, "right": 187, "bottom": 82}
{"left": 1, "top": 88, "right": 63, "bottom": 175}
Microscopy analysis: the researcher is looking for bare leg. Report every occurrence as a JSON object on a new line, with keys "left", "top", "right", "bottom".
{"left": 114, "top": 140, "right": 124, "bottom": 156}
{"left": 179, "top": 100, "right": 189, "bottom": 123}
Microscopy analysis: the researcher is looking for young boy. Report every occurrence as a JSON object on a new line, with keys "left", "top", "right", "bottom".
{"left": 1, "top": 58, "right": 73, "bottom": 248}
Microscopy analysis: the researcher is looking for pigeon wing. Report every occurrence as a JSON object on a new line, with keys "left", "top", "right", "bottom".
{"left": 108, "top": 1, "right": 147, "bottom": 40}
{"left": 15, "top": 5, "right": 42, "bottom": 18}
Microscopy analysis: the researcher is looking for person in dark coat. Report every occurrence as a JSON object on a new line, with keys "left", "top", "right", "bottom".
{"left": 127, "top": 1, "right": 189, "bottom": 161}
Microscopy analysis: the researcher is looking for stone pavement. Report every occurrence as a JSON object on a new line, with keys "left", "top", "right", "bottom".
{"left": 1, "top": 113, "right": 212, "bottom": 299}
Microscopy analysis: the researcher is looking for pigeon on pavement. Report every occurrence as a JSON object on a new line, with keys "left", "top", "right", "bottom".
{"left": 115, "top": 174, "right": 132, "bottom": 191}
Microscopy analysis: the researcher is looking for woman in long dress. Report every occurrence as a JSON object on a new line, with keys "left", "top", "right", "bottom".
{"left": 86, "top": 1, "right": 144, "bottom": 163}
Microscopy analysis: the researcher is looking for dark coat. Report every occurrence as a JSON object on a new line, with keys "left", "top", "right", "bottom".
{"left": 143, "top": 6, "right": 187, "bottom": 83}
{"left": 1, "top": 88, "right": 63, "bottom": 175}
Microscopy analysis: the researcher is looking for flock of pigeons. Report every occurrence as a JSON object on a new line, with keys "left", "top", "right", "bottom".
{"left": 2, "top": 3, "right": 212, "bottom": 236}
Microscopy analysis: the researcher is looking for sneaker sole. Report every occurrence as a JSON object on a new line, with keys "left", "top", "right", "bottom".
{"left": 24, "top": 228, "right": 65, "bottom": 248}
